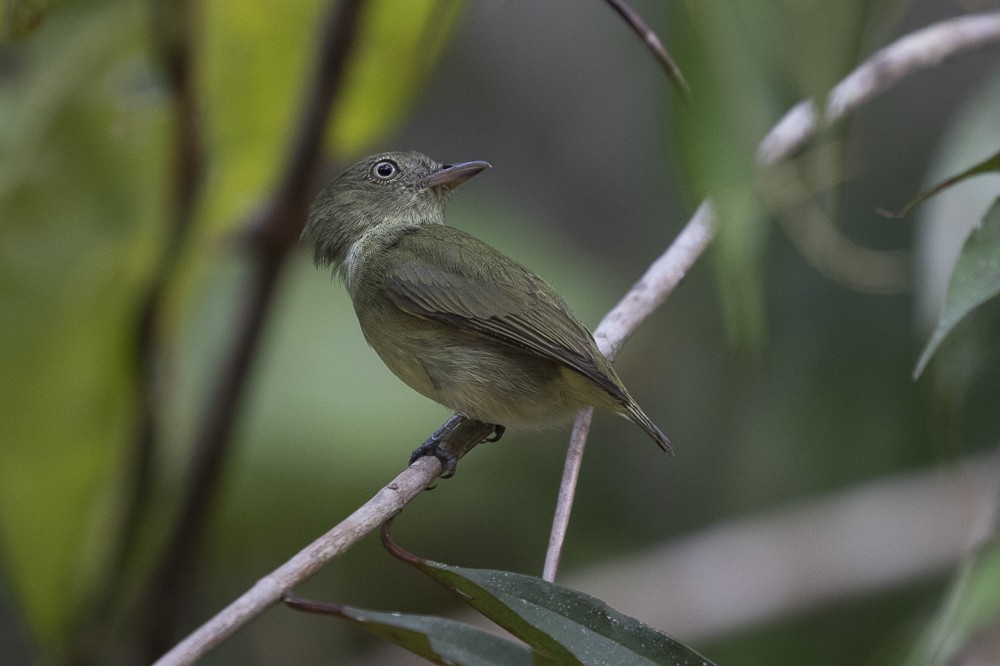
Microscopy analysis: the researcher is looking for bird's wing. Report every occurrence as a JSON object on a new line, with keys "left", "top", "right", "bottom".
{"left": 383, "top": 225, "right": 625, "bottom": 400}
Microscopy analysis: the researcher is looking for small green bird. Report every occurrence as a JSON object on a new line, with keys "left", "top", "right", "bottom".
{"left": 302, "top": 151, "right": 671, "bottom": 472}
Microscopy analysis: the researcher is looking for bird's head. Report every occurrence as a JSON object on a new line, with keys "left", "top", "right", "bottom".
{"left": 302, "top": 151, "right": 490, "bottom": 269}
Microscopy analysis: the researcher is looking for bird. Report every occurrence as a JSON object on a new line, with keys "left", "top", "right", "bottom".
{"left": 301, "top": 151, "right": 670, "bottom": 474}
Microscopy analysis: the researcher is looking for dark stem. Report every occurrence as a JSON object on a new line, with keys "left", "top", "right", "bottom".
{"left": 602, "top": 0, "right": 689, "bottom": 95}
{"left": 119, "top": 0, "right": 204, "bottom": 585}
{"left": 68, "top": 0, "right": 206, "bottom": 663}
{"left": 128, "top": 0, "right": 367, "bottom": 661}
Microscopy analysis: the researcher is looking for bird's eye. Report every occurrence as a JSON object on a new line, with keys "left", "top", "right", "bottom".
{"left": 370, "top": 159, "right": 399, "bottom": 181}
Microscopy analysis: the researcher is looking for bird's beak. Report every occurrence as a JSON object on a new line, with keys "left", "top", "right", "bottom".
{"left": 422, "top": 160, "right": 491, "bottom": 189}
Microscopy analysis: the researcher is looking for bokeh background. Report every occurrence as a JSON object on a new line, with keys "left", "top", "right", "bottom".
{"left": 2, "top": 0, "right": 1000, "bottom": 664}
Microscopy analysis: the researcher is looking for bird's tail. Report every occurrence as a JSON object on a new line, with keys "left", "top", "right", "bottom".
{"left": 624, "top": 402, "right": 673, "bottom": 455}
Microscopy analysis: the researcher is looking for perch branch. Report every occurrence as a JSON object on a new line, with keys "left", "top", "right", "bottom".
{"left": 153, "top": 419, "right": 494, "bottom": 666}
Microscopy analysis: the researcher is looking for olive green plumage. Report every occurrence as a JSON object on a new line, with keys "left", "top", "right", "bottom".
{"left": 302, "top": 151, "right": 670, "bottom": 453}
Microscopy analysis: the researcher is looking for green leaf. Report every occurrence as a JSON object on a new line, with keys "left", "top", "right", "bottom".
{"left": 905, "top": 534, "right": 1000, "bottom": 666}
{"left": 883, "top": 148, "right": 1000, "bottom": 219}
{"left": 326, "top": 0, "right": 464, "bottom": 159}
{"left": 285, "top": 595, "right": 553, "bottom": 666}
{"left": 197, "top": 0, "right": 463, "bottom": 235}
{"left": 385, "top": 531, "right": 714, "bottom": 665}
{"left": 914, "top": 197, "right": 1000, "bottom": 378}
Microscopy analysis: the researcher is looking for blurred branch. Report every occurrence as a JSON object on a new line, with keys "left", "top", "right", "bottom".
{"left": 543, "top": 200, "right": 717, "bottom": 582}
{"left": 544, "top": 8, "right": 1000, "bottom": 582}
{"left": 757, "top": 10, "right": 1000, "bottom": 166}
{"left": 117, "top": 0, "right": 203, "bottom": 589}
{"left": 601, "top": 0, "right": 689, "bottom": 95}
{"left": 380, "top": 452, "right": 996, "bottom": 662}
{"left": 132, "top": 0, "right": 367, "bottom": 661}
{"left": 153, "top": 418, "right": 495, "bottom": 666}
{"left": 760, "top": 158, "right": 911, "bottom": 292}
{"left": 569, "top": 452, "right": 1000, "bottom": 640}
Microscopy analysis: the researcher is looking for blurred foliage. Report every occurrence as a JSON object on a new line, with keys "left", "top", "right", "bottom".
{"left": 0, "top": 0, "right": 167, "bottom": 650}
{"left": 0, "top": 0, "right": 463, "bottom": 660}
{"left": 1, "top": 0, "right": 49, "bottom": 39}
{"left": 1, "top": 0, "right": 999, "bottom": 664}
{"left": 905, "top": 533, "right": 1000, "bottom": 666}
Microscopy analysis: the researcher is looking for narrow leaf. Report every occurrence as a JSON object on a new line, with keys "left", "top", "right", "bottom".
{"left": 882, "top": 148, "right": 1000, "bottom": 219}
{"left": 904, "top": 535, "right": 1000, "bottom": 666}
{"left": 284, "top": 594, "right": 551, "bottom": 666}
{"left": 914, "top": 197, "right": 1000, "bottom": 378}
{"left": 383, "top": 527, "right": 715, "bottom": 666}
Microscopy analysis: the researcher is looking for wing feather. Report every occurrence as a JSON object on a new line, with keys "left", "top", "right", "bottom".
{"left": 383, "top": 225, "right": 625, "bottom": 400}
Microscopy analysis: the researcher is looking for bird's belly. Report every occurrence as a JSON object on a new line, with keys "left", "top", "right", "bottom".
{"left": 359, "top": 311, "right": 592, "bottom": 427}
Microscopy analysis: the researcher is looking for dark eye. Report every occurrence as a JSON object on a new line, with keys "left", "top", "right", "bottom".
{"left": 371, "top": 159, "right": 399, "bottom": 181}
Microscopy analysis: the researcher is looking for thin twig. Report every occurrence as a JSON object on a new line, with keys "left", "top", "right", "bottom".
{"left": 131, "top": 0, "right": 367, "bottom": 660}
{"left": 602, "top": 0, "right": 689, "bottom": 95}
{"left": 544, "top": 9, "right": 1000, "bottom": 582}
{"left": 543, "top": 201, "right": 717, "bottom": 582}
{"left": 757, "top": 10, "right": 1000, "bottom": 166}
{"left": 153, "top": 418, "right": 494, "bottom": 666}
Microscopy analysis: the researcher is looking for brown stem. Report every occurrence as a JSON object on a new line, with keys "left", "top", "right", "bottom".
{"left": 601, "top": 0, "right": 689, "bottom": 94}
{"left": 119, "top": 0, "right": 204, "bottom": 583}
{"left": 129, "top": 0, "right": 367, "bottom": 661}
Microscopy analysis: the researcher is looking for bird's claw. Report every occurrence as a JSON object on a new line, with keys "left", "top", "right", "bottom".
{"left": 408, "top": 417, "right": 504, "bottom": 479}
{"left": 409, "top": 441, "right": 458, "bottom": 478}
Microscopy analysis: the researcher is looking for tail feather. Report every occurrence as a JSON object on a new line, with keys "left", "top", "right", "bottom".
{"left": 624, "top": 401, "right": 673, "bottom": 455}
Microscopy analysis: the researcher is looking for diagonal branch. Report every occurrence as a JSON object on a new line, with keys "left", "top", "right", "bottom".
{"left": 543, "top": 9, "right": 1000, "bottom": 583}
{"left": 601, "top": 0, "right": 689, "bottom": 95}
{"left": 757, "top": 10, "right": 1000, "bottom": 166}
{"left": 153, "top": 419, "right": 495, "bottom": 666}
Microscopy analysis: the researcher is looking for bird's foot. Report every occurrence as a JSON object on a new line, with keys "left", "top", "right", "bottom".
{"left": 409, "top": 440, "right": 459, "bottom": 479}
{"left": 408, "top": 417, "right": 505, "bottom": 479}
{"left": 409, "top": 413, "right": 467, "bottom": 478}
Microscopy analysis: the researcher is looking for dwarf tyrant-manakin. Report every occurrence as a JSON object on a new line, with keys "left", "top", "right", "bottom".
{"left": 302, "top": 151, "right": 671, "bottom": 472}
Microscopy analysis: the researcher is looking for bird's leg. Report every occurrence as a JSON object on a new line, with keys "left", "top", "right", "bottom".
{"left": 409, "top": 413, "right": 467, "bottom": 478}
{"left": 408, "top": 415, "right": 505, "bottom": 478}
